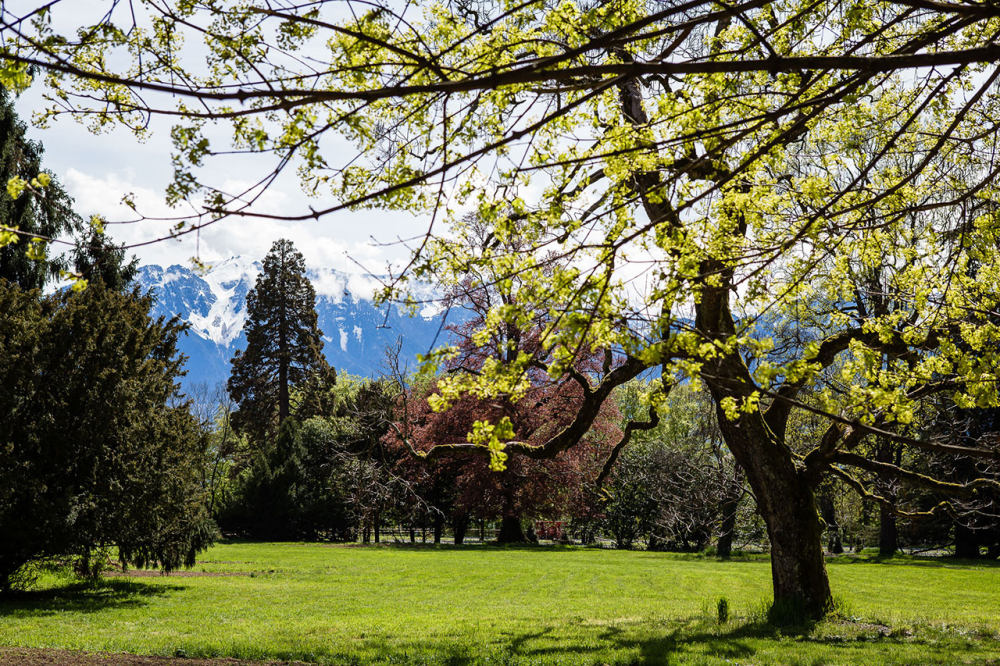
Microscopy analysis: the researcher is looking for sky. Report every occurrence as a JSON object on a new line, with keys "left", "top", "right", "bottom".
{"left": 13, "top": 84, "right": 422, "bottom": 283}
{"left": 5, "top": 1, "right": 435, "bottom": 284}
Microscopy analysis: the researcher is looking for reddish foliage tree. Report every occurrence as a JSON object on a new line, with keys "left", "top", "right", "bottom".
{"left": 385, "top": 283, "right": 621, "bottom": 543}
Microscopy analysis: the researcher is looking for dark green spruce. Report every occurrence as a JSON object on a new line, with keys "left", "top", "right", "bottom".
{"left": 0, "top": 94, "right": 215, "bottom": 590}
{"left": 0, "top": 276, "right": 216, "bottom": 592}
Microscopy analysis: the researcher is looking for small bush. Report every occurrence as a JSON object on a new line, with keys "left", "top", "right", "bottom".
{"left": 716, "top": 597, "right": 730, "bottom": 624}
{"left": 1, "top": 562, "right": 41, "bottom": 594}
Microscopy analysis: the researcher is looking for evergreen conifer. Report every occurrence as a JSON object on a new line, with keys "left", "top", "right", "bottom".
{"left": 228, "top": 239, "right": 331, "bottom": 445}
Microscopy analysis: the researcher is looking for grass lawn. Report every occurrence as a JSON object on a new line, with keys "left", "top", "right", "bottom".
{"left": 1, "top": 541, "right": 999, "bottom": 664}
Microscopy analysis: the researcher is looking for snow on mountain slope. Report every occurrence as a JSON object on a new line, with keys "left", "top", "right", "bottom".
{"left": 137, "top": 258, "right": 458, "bottom": 392}
{"left": 184, "top": 256, "right": 259, "bottom": 346}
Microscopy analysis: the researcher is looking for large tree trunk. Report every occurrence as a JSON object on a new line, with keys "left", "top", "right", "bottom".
{"left": 756, "top": 472, "right": 832, "bottom": 619}
{"left": 497, "top": 515, "right": 526, "bottom": 543}
{"left": 453, "top": 514, "right": 469, "bottom": 545}
{"left": 613, "top": 42, "right": 828, "bottom": 620}
{"left": 710, "top": 390, "right": 832, "bottom": 620}
{"left": 878, "top": 503, "right": 898, "bottom": 557}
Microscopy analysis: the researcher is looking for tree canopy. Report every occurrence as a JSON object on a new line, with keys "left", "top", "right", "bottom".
{"left": 228, "top": 238, "right": 331, "bottom": 444}
{"left": 5, "top": 0, "right": 1000, "bottom": 617}
{"left": 0, "top": 279, "right": 216, "bottom": 592}
{"left": 0, "top": 87, "right": 79, "bottom": 289}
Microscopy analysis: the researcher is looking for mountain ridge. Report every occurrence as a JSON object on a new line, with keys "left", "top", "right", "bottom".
{"left": 137, "top": 257, "right": 455, "bottom": 392}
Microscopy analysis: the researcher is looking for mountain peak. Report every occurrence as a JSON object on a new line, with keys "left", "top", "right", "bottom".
{"left": 137, "top": 256, "right": 458, "bottom": 391}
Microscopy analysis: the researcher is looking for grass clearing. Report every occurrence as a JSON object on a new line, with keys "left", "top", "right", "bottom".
{"left": 1, "top": 541, "right": 999, "bottom": 664}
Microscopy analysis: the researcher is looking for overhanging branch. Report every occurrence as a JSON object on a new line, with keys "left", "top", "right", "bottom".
{"left": 394, "top": 355, "right": 650, "bottom": 464}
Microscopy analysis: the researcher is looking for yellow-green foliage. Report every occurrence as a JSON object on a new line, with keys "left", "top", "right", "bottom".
{"left": 7, "top": 1, "right": 1000, "bottom": 454}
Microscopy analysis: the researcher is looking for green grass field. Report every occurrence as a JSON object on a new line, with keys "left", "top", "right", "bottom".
{"left": 1, "top": 542, "right": 999, "bottom": 664}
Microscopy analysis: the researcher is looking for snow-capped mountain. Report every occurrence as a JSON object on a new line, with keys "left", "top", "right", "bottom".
{"left": 137, "top": 257, "right": 458, "bottom": 392}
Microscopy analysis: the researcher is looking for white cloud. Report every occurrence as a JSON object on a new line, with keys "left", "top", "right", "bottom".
{"left": 60, "top": 168, "right": 420, "bottom": 286}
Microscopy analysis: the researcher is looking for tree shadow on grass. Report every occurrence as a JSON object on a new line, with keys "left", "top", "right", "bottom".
{"left": 554, "top": 622, "right": 772, "bottom": 664}
{"left": 334, "top": 542, "right": 588, "bottom": 553}
{"left": 0, "top": 578, "right": 185, "bottom": 618}
{"left": 491, "top": 615, "right": 952, "bottom": 665}
{"left": 829, "top": 554, "right": 1000, "bottom": 569}
{"left": 592, "top": 619, "right": 995, "bottom": 665}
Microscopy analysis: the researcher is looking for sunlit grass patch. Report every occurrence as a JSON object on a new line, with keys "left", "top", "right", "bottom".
{"left": 0, "top": 542, "right": 998, "bottom": 664}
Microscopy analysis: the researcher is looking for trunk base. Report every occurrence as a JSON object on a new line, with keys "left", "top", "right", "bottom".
{"left": 878, "top": 504, "right": 898, "bottom": 557}
{"left": 497, "top": 516, "right": 526, "bottom": 543}
{"left": 453, "top": 515, "right": 469, "bottom": 545}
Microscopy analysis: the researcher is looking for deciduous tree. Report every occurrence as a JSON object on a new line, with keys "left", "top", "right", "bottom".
{"left": 386, "top": 260, "right": 621, "bottom": 543}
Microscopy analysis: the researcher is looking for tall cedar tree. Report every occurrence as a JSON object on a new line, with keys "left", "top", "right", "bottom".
{"left": 228, "top": 239, "right": 332, "bottom": 445}
{"left": 0, "top": 90, "right": 80, "bottom": 289}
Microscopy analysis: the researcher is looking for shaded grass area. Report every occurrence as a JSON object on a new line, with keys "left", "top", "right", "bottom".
{"left": 1, "top": 542, "right": 999, "bottom": 664}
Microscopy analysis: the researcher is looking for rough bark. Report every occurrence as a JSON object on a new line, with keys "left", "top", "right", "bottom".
{"left": 754, "top": 465, "right": 832, "bottom": 619}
